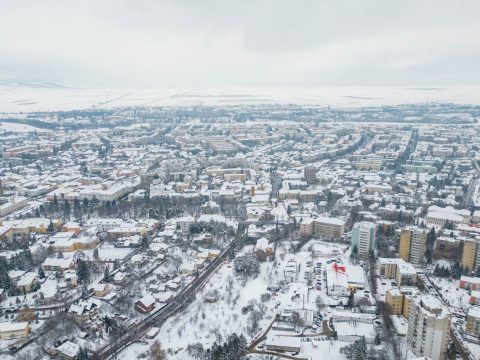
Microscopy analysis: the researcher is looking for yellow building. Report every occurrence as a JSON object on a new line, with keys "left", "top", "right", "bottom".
{"left": 399, "top": 230, "right": 412, "bottom": 262}
{"left": 399, "top": 287, "right": 421, "bottom": 319}
{"left": 462, "top": 239, "right": 478, "bottom": 272}
{"left": 378, "top": 258, "right": 399, "bottom": 278}
{"left": 399, "top": 227, "right": 427, "bottom": 265}
{"left": 0, "top": 322, "right": 30, "bottom": 339}
{"left": 386, "top": 289, "right": 403, "bottom": 315}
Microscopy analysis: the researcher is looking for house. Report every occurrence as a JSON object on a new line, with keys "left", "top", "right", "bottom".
{"left": 91, "top": 283, "right": 110, "bottom": 297}
{"left": 254, "top": 237, "right": 274, "bottom": 258}
{"left": 68, "top": 299, "right": 100, "bottom": 322}
{"left": 181, "top": 262, "right": 198, "bottom": 275}
{"left": 113, "top": 271, "right": 127, "bottom": 285}
{"left": 0, "top": 225, "right": 13, "bottom": 241}
{"left": 166, "top": 280, "right": 181, "bottom": 291}
{"left": 43, "top": 257, "right": 75, "bottom": 271}
{"left": 460, "top": 276, "right": 480, "bottom": 291}
{"left": 16, "top": 272, "right": 38, "bottom": 293}
{"left": 154, "top": 291, "right": 174, "bottom": 303}
{"left": 146, "top": 327, "right": 160, "bottom": 339}
{"left": 0, "top": 322, "right": 30, "bottom": 339}
{"left": 62, "top": 222, "right": 81, "bottom": 235}
{"left": 470, "top": 290, "right": 480, "bottom": 305}
{"left": 135, "top": 294, "right": 156, "bottom": 314}
{"left": 64, "top": 270, "right": 78, "bottom": 287}
{"left": 56, "top": 340, "right": 80, "bottom": 360}
{"left": 265, "top": 336, "right": 301, "bottom": 353}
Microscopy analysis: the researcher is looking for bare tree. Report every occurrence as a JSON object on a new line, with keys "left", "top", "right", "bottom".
{"left": 149, "top": 340, "right": 167, "bottom": 360}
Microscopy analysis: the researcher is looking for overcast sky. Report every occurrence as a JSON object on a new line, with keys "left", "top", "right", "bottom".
{"left": 1, "top": 0, "right": 480, "bottom": 88}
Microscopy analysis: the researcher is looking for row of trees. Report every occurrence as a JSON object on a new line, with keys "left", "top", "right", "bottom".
{"left": 233, "top": 255, "right": 260, "bottom": 278}
{"left": 434, "top": 260, "right": 479, "bottom": 279}
{"left": 209, "top": 333, "right": 248, "bottom": 360}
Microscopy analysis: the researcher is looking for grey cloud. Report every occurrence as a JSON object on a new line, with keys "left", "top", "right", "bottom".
{"left": 0, "top": 0, "right": 479, "bottom": 87}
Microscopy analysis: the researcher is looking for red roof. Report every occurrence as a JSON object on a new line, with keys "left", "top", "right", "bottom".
{"left": 332, "top": 263, "right": 346, "bottom": 273}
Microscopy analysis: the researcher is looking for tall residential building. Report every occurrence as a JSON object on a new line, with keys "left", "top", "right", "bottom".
{"left": 304, "top": 166, "right": 317, "bottom": 184}
{"left": 407, "top": 295, "right": 451, "bottom": 360}
{"left": 351, "top": 222, "right": 376, "bottom": 259}
{"left": 399, "top": 227, "right": 427, "bottom": 264}
{"left": 462, "top": 238, "right": 480, "bottom": 272}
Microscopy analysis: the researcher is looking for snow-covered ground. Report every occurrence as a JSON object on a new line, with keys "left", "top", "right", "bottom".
{"left": 118, "top": 259, "right": 275, "bottom": 359}
{"left": 117, "top": 239, "right": 365, "bottom": 360}
{"left": 431, "top": 276, "right": 471, "bottom": 312}
{"left": 2, "top": 85, "right": 480, "bottom": 112}
{"left": 0, "top": 121, "right": 51, "bottom": 133}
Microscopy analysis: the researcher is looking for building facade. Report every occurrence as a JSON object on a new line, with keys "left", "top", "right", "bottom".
{"left": 407, "top": 296, "right": 451, "bottom": 360}
{"left": 351, "top": 222, "right": 376, "bottom": 259}
{"left": 399, "top": 227, "right": 427, "bottom": 265}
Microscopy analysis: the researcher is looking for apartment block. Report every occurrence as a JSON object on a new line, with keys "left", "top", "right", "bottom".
{"left": 399, "top": 227, "right": 427, "bottom": 265}
{"left": 465, "top": 306, "right": 480, "bottom": 338}
{"left": 313, "top": 216, "right": 345, "bottom": 238}
{"left": 407, "top": 296, "right": 451, "bottom": 360}
{"left": 462, "top": 238, "right": 480, "bottom": 272}
{"left": 386, "top": 289, "right": 403, "bottom": 315}
{"left": 351, "top": 221, "right": 376, "bottom": 259}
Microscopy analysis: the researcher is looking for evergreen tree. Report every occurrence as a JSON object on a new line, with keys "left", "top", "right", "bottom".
{"left": 209, "top": 333, "right": 247, "bottom": 360}
{"left": 105, "top": 201, "right": 112, "bottom": 216}
{"left": 104, "top": 267, "right": 112, "bottom": 283}
{"left": 82, "top": 198, "right": 89, "bottom": 211}
{"left": 113, "top": 259, "right": 120, "bottom": 270}
{"left": 76, "top": 347, "right": 89, "bottom": 360}
{"left": 38, "top": 267, "right": 46, "bottom": 279}
{"left": 0, "top": 257, "right": 9, "bottom": 273}
{"left": 64, "top": 200, "right": 71, "bottom": 221}
{"left": 347, "top": 291, "right": 355, "bottom": 308}
{"left": 475, "top": 266, "right": 480, "bottom": 278}
{"left": 53, "top": 194, "right": 59, "bottom": 213}
{"left": 77, "top": 260, "right": 91, "bottom": 284}
{"left": 35, "top": 208, "right": 41, "bottom": 218}
{"left": 73, "top": 198, "right": 82, "bottom": 220}
{"left": 452, "top": 260, "right": 462, "bottom": 279}
{"left": 39, "top": 205, "right": 47, "bottom": 217}
{"left": 47, "top": 219, "right": 55, "bottom": 233}
{"left": 351, "top": 244, "right": 358, "bottom": 258}
{"left": 0, "top": 272, "right": 11, "bottom": 290}
{"left": 141, "top": 235, "right": 149, "bottom": 249}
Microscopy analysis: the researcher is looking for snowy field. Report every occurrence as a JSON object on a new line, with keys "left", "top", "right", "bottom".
{"left": 431, "top": 276, "right": 471, "bottom": 312}
{"left": 0, "top": 121, "right": 51, "bottom": 133}
{"left": 118, "top": 259, "right": 275, "bottom": 359}
{"left": 2, "top": 85, "right": 480, "bottom": 112}
{"left": 116, "top": 239, "right": 359, "bottom": 360}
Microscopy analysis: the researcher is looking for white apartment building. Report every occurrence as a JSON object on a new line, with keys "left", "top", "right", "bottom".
{"left": 407, "top": 295, "right": 451, "bottom": 360}
{"left": 0, "top": 196, "right": 28, "bottom": 217}
{"left": 313, "top": 216, "right": 345, "bottom": 238}
{"left": 351, "top": 222, "right": 376, "bottom": 259}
